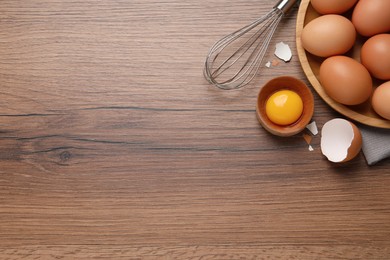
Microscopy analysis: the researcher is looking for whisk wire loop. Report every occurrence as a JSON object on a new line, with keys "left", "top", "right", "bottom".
{"left": 204, "top": 1, "right": 296, "bottom": 90}
{"left": 230, "top": 12, "right": 283, "bottom": 87}
{"left": 210, "top": 10, "right": 279, "bottom": 81}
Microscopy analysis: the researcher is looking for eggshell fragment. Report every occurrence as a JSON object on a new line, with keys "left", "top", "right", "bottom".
{"left": 271, "top": 59, "right": 280, "bottom": 66}
{"left": 306, "top": 121, "right": 318, "bottom": 135}
{"left": 303, "top": 133, "right": 312, "bottom": 145}
{"left": 320, "top": 118, "right": 362, "bottom": 163}
{"left": 274, "top": 42, "right": 292, "bottom": 62}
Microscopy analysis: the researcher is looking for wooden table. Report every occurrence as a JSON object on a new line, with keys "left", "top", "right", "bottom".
{"left": 1, "top": 0, "right": 389, "bottom": 258}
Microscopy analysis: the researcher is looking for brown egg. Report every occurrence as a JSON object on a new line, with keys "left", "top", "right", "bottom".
{"left": 361, "top": 34, "right": 390, "bottom": 80}
{"left": 372, "top": 81, "right": 390, "bottom": 120}
{"left": 301, "top": 15, "right": 356, "bottom": 57}
{"left": 352, "top": 0, "right": 390, "bottom": 37}
{"left": 320, "top": 56, "right": 373, "bottom": 105}
{"left": 310, "top": 0, "right": 358, "bottom": 14}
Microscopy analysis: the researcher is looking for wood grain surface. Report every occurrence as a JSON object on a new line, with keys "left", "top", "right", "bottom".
{"left": 0, "top": 0, "right": 389, "bottom": 259}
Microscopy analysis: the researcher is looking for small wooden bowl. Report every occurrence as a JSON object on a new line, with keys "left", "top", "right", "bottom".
{"left": 256, "top": 76, "right": 314, "bottom": 137}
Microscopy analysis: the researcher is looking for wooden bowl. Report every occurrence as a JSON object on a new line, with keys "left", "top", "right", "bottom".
{"left": 256, "top": 76, "right": 314, "bottom": 137}
{"left": 296, "top": 0, "right": 390, "bottom": 129}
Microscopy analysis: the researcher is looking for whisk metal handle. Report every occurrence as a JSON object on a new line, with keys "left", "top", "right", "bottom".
{"left": 274, "top": 0, "right": 298, "bottom": 14}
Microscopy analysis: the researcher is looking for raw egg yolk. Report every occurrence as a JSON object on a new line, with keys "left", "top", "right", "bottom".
{"left": 265, "top": 90, "right": 303, "bottom": 125}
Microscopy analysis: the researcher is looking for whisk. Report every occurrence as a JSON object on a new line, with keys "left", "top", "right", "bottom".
{"left": 204, "top": 0, "right": 298, "bottom": 90}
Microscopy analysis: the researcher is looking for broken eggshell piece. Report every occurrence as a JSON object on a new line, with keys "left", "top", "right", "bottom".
{"left": 306, "top": 121, "right": 318, "bottom": 135}
{"left": 320, "top": 118, "right": 362, "bottom": 163}
{"left": 274, "top": 42, "right": 292, "bottom": 62}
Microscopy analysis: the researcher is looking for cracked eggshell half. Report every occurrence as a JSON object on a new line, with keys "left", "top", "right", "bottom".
{"left": 320, "top": 118, "right": 362, "bottom": 163}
